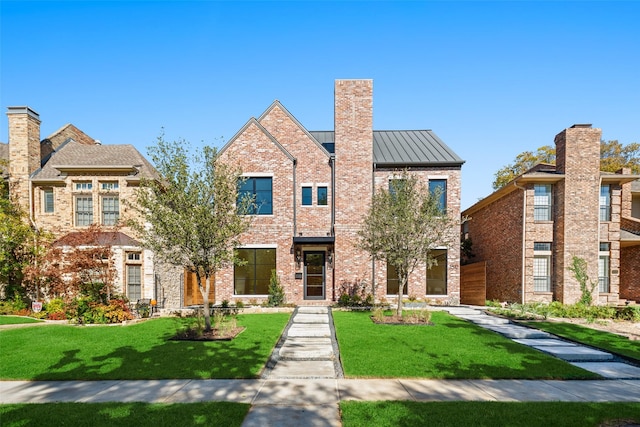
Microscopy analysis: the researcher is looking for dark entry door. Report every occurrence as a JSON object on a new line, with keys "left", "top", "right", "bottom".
{"left": 304, "top": 252, "right": 325, "bottom": 300}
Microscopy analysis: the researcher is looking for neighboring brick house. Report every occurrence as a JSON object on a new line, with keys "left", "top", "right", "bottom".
{"left": 216, "top": 80, "right": 465, "bottom": 306}
{"left": 462, "top": 124, "right": 640, "bottom": 305}
{"left": 2, "top": 107, "right": 160, "bottom": 305}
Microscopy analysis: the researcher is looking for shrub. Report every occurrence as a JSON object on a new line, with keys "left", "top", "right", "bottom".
{"left": 103, "top": 299, "right": 134, "bottom": 323}
{"left": 47, "top": 311, "right": 67, "bottom": 321}
{"left": 45, "top": 298, "right": 66, "bottom": 315}
{"left": 616, "top": 306, "right": 640, "bottom": 322}
{"left": 336, "top": 279, "right": 373, "bottom": 307}
{"left": 267, "top": 270, "right": 286, "bottom": 307}
{"left": 234, "top": 300, "right": 245, "bottom": 308}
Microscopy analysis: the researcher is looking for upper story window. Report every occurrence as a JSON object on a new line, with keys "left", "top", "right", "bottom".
{"left": 101, "top": 181, "right": 119, "bottom": 191}
{"left": 42, "top": 188, "right": 54, "bottom": 213}
{"left": 75, "top": 181, "right": 92, "bottom": 191}
{"left": 600, "top": 185, "right": 611, "bottom": 221}
{"left": 127, "top": 252, "right": 141, "bottom": 262}
{"left": 534, "top": 184, "right": 552, "bottom": 221}
{"left": 429, "top": 179, "right": 447, "bottom": 212}
{"left": 317, "top": 186, "right": 328, "bottom": 206}
{"left": 75, "top": 196, "right": 93, "bottom": 226}
{"left": 302, "top": 186, "right": 312, "bottom": 206}
{"left": 101, "top": 196, "right": 120, "bottom": 226}
{"left": 238, "top": 177, "right": 272, "bottom": 215}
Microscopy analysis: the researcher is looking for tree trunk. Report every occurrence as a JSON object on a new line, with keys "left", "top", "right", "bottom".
{"left": 197, "top": 272, "right": 213, "bottom": 331}
{"left": 396, "top": 275, "right": 407, "bottom": 317}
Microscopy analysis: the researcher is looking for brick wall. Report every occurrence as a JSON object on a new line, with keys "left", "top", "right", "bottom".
{"left": 620, "top": 245, "right": 640, "bottom": 301}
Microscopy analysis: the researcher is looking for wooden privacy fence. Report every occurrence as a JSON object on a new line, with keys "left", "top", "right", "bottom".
{"left": 460, "top": 261, "right": 486, "bottom": 306}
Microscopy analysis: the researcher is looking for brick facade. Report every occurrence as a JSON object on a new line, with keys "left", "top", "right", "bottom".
{"left": 463, "top": 124, "right": 640, "bottom": 305}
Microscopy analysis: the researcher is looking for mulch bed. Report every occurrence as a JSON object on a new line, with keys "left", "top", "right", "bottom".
{"left": 371, "top": 315, "right": 434, "bottom": 326}
{"left": 171, "top": 326, "right": 246, "bottom": 341}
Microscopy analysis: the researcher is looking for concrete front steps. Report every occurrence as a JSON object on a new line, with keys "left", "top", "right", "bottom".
{"left": 264, "top": 306, "right": 340, "bottom": 380}
{"left": 445, "top": 306, "right": 640, "bottom": 379}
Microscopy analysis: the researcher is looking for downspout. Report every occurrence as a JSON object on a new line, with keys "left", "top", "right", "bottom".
{"left": 371, "top": 163, "right": 376, "bottom": 300}
{"left": 513, "top": 180, "right": 526, "bottom": 304}
{"left": 330, "top": 155, "right": 336, "bottom": 301}
{"left": 293, "top": 158, "right": 297, "bottom": 237}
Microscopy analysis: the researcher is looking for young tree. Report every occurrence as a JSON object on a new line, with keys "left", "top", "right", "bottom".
{"left": 130, "top": 135, "right": 253, "bottom": 331}
{"left": 358, "top": 170, "right": 458, "bottom": 317}
{"left": 493, "top": 140, "right": 639, "bottom": 190}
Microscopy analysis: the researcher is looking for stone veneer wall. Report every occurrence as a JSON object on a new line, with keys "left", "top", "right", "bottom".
{"left": 7, "top": 107, "right": 41, "bottom": 212}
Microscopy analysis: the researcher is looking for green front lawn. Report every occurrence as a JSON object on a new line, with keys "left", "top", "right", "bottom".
{"left": 0, "top": 314, "right": 290, "bottom": 380}
{"left": 333, "top": 310, "right": 599, "bottom": 379}
{"left": 340, "top": 401, "right": 640, "bottom": 427}
{"left": 522, "top": 321, "right": 640, "bottom": 362}
{"left": 0, "top": 402, "right": 249, "bottom": 427}
{"left": 0, "top": 316, "right": 43, "bottom": 325}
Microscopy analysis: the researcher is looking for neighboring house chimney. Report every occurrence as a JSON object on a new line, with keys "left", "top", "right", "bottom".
{"left": 333, "top": 79, "right": 374, "bottom": 282}
{"left": 554, "top": 124, "right": 602, "bottom": 304}
{"left": 7, "top": 106, "right": 41, "bottom": 211}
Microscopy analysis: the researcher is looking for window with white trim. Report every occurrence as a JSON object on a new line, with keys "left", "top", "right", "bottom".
{"left": 101, "top": 196, "right": 120, "bottom": 226}
{"left": 75, "top": 196, "right": 93, "bottom": 226}
{"left": 42, "top": 188, "right": 54, "bottom": 213}
{"left": 599, "top": 242, "right": 610, "bottom": 293}
{"left": 534, "top": 184, "right": 552, "bottom": 221}
{"left": 533, "top": 242, "right": 552, "bottom": 292}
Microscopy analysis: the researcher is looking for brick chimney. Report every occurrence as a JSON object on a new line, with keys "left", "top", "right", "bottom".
{"left": 7, "top": 106, "right": 41, "bottom": 211}
{"left": 333, "top": 79, "right": 374, "bottom": 282}
{"left": 553, "top": 124, "right": 602, "bottom": 304}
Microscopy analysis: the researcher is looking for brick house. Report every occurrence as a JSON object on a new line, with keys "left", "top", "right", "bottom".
{"left": 462, "top": 124, "right": 640, "bottom": 305}
{"left": 1, "top": 107, "right": 160, "bottom": 305}
{"left": 216, "top": 80, "right": 465, "bottom": 306}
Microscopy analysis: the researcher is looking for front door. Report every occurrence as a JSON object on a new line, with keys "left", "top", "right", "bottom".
{"left": 304, "top": 251, "right": 325, "bottom": 300}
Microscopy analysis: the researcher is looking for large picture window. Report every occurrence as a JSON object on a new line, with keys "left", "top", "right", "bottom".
{"left": 426, "top": 249, "right": 447, "bottom": 295}
{"left": 75, "top": 196, "right": 93, "bottom": 226}
{"left": 239, "top": 177, "right": 273, "bottom": 215}
{"left": 534, "top": 184, "right": 552, "bottom": 221}
{"left": 234, "top": 248, "right": 276, "bottom": 295}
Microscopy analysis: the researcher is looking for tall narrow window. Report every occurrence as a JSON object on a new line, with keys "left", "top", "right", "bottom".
{"left": 599, "top": 242, "right": 610, "bottom": 293}
{"left": 429, "top": 180, "right": 447, "bottom": 212}
{"left": 234, "top": 248, "right": 276, "bottom": 295}
{"left": 533, "top": 242, "right": 552, "bottom": 292}
{"left": 317, "top": 186, "right": 328, "bottom": 206}
{"left": 534, "top": 184, "right": 552, "bottom": 221}
{"left": 426, "top": 249, "right": 447, "bottom": 295}
{"left": 75, "top": 196, "right": 93, "bottom": 226}
{"left": 238, "top": 177, "right": 273, "bottom": 215}
{"left": 302, "top": 186, "right": 312, "bottom": 206}
{"left": 386, "top": 262, "right": 402, "bottom": 295}
{"left": 102, "top": 196, "right": 120, "bottom": 226}
{"left": 127, "top": 265, "right": 141, "bottom": 301}
{"left": 600, "top": 185, "right": 611, "bottom": 221}
{"left": 42, "top": 188, "right": 54, "bottom": 213}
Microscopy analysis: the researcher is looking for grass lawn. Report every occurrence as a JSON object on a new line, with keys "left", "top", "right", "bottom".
{"left": 340, "top": 401, "right": 640, "bottom": 427}
{"left": 0, "top": 316, "right": 43, "bottom": 325}
{"left": 333, "top": 310, "right": 599, "bottom": 379}
{"left": 0, "top": 313, "right": 289, "bottom": 380}
{"left": 0, "top": 402, "right": 249, "bottom": 427}
{"left": 522, "top": 321, "right": 640, "bottom": 362}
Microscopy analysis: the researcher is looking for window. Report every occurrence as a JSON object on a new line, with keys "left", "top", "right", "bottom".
{"left": 75, "top": 181, "right": 92, "bottom": 191}
{"left": 427, "top": 249, "right": 447, "bottom": 295}
{"left": 386, "top": 262, "right": 402, "bottom": 295}
{"left": 599, "top": 242, "right": 610, "bottom": 293}
{"left": 102, "top": 196, "right": 120, "bottom": 226}
{"left": 234, "top": 248, "right": 276, "bottom": 295}
{"left": 127, "top": 265, "right": 141, "bottom": 301}
{"left": 600, "top": 185, "right": 611, "bottom": 221}
{"left": 101, "top": 181, "right": 119, "bottom": 190}
{"left": 239, "top": 177, "right": 272, "bottom": 215}
{"left": 429, "top": 180, "right": 447, "bottom": 212}
{"left": 533, "top": 242, "right": 552, "bottom": 292}
{"left": 127, "top": 252, "right": 141, "bottom": 261}
{"left": 302, "top": 186, "right": 312, "bottom": 206}
{"left": 317, "top": 186, "right": 328, "bottom": 206}
{"left": 534, "top": 184, "right": 552, "bottom": 221}
{"left": 75, "top": 196, "right": 93, "bottom": 226}
{"left": 42, "top": 188, "right": 54, "bottom": 213}
{"left": 389, "top": 179, "right": 405, "bottom": 198}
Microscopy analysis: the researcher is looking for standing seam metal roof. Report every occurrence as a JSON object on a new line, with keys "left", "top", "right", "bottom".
{"left": 308, "top": 130, "right": 464, "bottom": 165}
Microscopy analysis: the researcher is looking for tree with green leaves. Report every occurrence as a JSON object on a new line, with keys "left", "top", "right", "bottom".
{"left": 492, "top": 140, "right": 640, "bottom": 190}
{"left": 129, "top": 135, "right": 253, "bottom": 331}
{"left": 358, "top": 170, "right": 458, "bottom": 317}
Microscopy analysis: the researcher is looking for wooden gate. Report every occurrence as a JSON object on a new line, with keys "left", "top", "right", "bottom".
{"left": 184, "top": 270, "right": 215, "bottom": 306}
{"left": 460, "top": 261, "right": 486, "bottom": 306}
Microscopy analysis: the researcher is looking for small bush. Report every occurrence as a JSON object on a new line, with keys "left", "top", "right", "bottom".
{"left": 267, "top": 270, "right": 286, "bottom": 307}
{"left": 617, "top": 306, "right": 640, "bottom": 322}
{"left": 337, "top": 279, "right": 373, "bottom": 307}
{"left": 234, "top": 300, "right": 245, "bottom": 308}
{"left": 47, "top": 311, "right": 67, "bottom": 321}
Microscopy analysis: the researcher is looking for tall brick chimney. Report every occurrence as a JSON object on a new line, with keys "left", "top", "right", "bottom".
{"left": 7, "top": 106, "right": 41, "bottom": 211}
{"left": 554, "top": 124, "right": 602, "bottom": 303}
{"left": 333, "top": 79, "right": 374, "bottom": 284}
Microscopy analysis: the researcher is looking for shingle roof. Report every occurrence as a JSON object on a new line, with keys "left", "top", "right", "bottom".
{"left": 32, "top": 140, "right": 157, "bottom": 181}
{"left": 55, "top": 231, "right": 141, "bottom": 247}
{"left": 308, "top": 130, "right": 464, "bottom": 166}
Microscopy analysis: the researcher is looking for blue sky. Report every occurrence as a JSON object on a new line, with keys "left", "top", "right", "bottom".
{"left": 1, "top": 1, "right": 638, "bottom": 209}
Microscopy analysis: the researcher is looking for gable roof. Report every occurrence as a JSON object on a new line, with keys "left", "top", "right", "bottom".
{"left": 32, "top": 139, "right": 157, "bottom": 182}
{"left": 219, "top": 117, "right": 295, "bottom": 161}
{"left": 54, "top": 231, "right": 141, "bottom": 247}
{"left": 309, "top": 130, "right": 464, "bottom": 167}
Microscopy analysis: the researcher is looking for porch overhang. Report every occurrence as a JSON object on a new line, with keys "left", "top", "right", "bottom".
{"left": 293, "top": 236, "right": 335, "bottom": 245}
